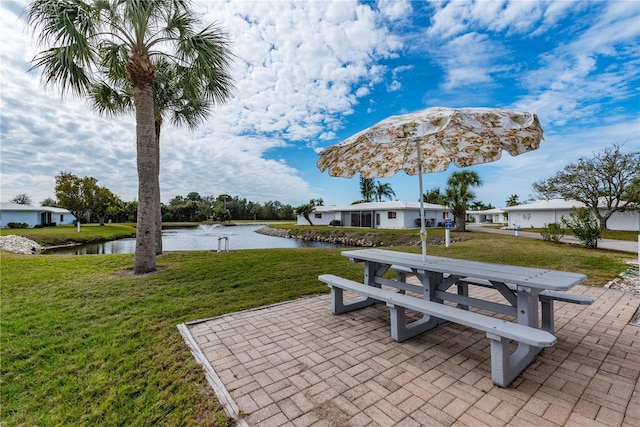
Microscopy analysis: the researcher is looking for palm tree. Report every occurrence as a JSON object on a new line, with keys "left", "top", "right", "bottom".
{"left": 443, "top": 170, "right": 483, "bottom": 232}
{"left": 422, "top": 187, "right": 444, "bottom": 205}
{"left": 373, "top": 182, "right": 396, "bottom": 202}
{"left": 91, "top": 58, "right": 233, "bottom": 254}
{"left": 505, "top": 194, "right": 520, "bottom": 207}
{"left": 294, "top": 199, "right": 322, "bottom": 225}
{"left": 28, "top": 0, "right": 234, "bottom": 273}
{"left": 359, "top": 176, "right": 375, "bottom": 202}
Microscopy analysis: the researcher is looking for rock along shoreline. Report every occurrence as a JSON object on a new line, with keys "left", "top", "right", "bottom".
{"left": 0, "top": 235, "right": 46, "bottom": 254}
{"left": 255, "top": 226, "right": 461, "bottom": 248}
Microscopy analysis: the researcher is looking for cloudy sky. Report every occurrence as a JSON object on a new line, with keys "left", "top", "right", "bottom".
{"left": 1, "top": 0, "right": 639, "bottom": 209}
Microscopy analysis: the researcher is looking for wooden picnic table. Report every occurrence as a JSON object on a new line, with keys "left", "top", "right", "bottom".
{"left": 319, "top": 248, "right": 591, "bottom": 387}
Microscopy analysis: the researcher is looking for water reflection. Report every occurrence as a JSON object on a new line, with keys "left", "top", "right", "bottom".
{"left": 45, "top": 224, "right": 339, "bottom": 255}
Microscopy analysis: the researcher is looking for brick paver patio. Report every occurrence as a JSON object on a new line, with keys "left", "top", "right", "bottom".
{"left": 181, "top": 285, "right": 639, "bottom": 426}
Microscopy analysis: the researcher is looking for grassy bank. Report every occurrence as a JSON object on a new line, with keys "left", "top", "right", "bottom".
{"left": 1, "top": 229, "right": 633, "bottom": 425}
{"left": 0, "top": 224, "right": 136, "bottom": 247}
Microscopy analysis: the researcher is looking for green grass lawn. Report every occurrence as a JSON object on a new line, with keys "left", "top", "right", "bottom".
{"left": 0, "top": 228, "right": 634, "bottom": 425}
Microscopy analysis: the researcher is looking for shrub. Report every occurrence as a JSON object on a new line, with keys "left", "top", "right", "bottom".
{"left": 329, "top": 220, "right": 342, "bottom": 226}
{"left": 7, "top": 222, "right": 29, "bottom": 229}
{"left": 540, "top": 223, "right": 565, "bottom": 243}
{"left": 561, "top": 207, "right": 601, "bottom": 248}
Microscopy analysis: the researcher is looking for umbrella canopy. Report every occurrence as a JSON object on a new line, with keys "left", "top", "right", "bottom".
{"left": 317, "top": 107, "right": 544, "bottom": 259}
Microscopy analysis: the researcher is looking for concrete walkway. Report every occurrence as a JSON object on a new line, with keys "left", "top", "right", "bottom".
{"left": 181, "top": 284, "right": 640, "bottom": 426}
{"left": 466, "top": 224, "right": 639, "bottom": 254}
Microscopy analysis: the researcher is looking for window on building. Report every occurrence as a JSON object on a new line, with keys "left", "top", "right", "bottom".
{"left": 314, "top": 213, "right": 322, "bottom": 218}
{"left": 387, "top": 211, "right": 397, "bottom": 219}
{"left": 60, "top": 214, "right": 64, "bottom": 222}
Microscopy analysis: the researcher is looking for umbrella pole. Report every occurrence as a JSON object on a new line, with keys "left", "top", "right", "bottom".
{"left": 416, "top": 140, "right": 427, "bottom": 261}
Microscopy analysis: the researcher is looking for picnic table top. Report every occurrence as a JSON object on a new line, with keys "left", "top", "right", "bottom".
{"left": 342, "top": 248, "right": 587, "bottom": 291}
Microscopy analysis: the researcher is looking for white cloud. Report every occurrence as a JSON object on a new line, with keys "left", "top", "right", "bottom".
{"left": 438, "top": 32, "right": 504, "bottom": 89}
{"left": 1, "top": 0, "right": 403, "bottom": 205}
{"left": 1, "top": 0, "right": 637, "bottom": 211}
{"left": 377, "top": 0, "right": 413, "bottom": 21}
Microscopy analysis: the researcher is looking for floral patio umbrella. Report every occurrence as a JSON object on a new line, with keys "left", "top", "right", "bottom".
{"left": 317, "top": 107, "right": 544, "bottom": 260}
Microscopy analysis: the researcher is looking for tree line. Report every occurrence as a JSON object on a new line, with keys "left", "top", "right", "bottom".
{"left": 11, "top": 172, "right": 297, "bottom": 224}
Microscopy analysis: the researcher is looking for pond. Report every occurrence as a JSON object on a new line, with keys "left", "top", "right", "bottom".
{"left": 45, "top": 224, "right": 340, "bottom": 255}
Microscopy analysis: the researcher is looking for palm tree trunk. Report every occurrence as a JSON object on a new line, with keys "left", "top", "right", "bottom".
{"left": 154, "top": 122, "right": 163, "bottom": 255}
{"left": 133, "top": 83, "right": 157, "bottom": 274}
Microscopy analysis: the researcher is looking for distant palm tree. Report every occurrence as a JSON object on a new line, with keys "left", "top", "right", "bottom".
{"left": 28, "top": 0, "right": 233, "bottom": 273}
{"left": 373, "top": 182, "right": 396, "bottom": 202}
{"left": 444, "top": 171, "right": 483, "bottom": 232}
{"left": 359, "top": 176, "right": 375, "bottom": 202}
{"left": 294, "top": 199, "right": 322, "bottom": 225}
{"left": 92, "top": 58, "right": 233, "bottom": 254}
{"left": 422, "top": 187, "right": 445, "bottom": 205}
{"left": 505, "top": 194, "right": 520, "bottom": 207}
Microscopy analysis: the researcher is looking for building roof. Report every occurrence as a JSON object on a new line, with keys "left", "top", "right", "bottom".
{"left": 0, "top": 202, "right": 43, "bottom": 212}
{"left": 467, "top": 208, "right": 505, "bottom": 214}
{"left": 0, "top": 202, "right": 72, "bottom": 214}
{"left": 44, "top": 207, "right": 72, "bottom": 214}
{"left": 503, "top": 199, "right": 585, "bottom": 211}
{"left": 314, "top": 201, "right": 449, "bottom": 213}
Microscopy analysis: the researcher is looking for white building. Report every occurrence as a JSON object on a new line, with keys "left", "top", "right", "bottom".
{"left": 467, "top": 208, "right": 507, "bottom": 224}
{"left": 0, "top": 203, "right": 76, "bottom": 228}
{"left": 503, "top": 199, "right": 639, "bottom": 231}
{"left": 297, "top": 201, "right": 451, "bottom": 229}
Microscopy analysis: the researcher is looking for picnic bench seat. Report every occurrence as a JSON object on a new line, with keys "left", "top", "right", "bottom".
{"left": 390, "top": 265, "right": 593, "bottom": 332}
{"left": 319, "top": 274, "right": 557, "bottom": 387}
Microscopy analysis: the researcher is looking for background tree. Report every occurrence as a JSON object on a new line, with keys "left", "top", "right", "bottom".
{"left": 373, "top": 182, "right": 396, "bottom": 202}
{"left": 443, "top": 170, "right": 483, "bottom": 232}
{"left": 40, "top": 197, "right": 58, "bottom": 207}
{"left": 469, "top": 201, "right": 494, "bottom": 211}
{"left": 90, "top": 186, "right": 120, "bottom": 225}
{"left": 28, "top": 0, "right": 234, "bottom": 274}
{"left": 249, "top": 203, "right": 262, "bottom": 220}
{"left": 294, "top": 199, "right": 323, "bottom": 225}
{"left": 10, "top": 194, "right": 32, "bottom": 205}
{"left": 503, "top": 194, "right": 521, "bottom": 222}
{"left": 294, "top": 203, "right": 315, "bottom": 225}
{"left": 533, "top": 144, "right": 640, "bottom": 231}
{"left": 623, "top": 173, "right": 640, "bottom": 205}
{"left": 422, "top": 187, "right": 445, "bottom": 205}
{"left": 54, "top": 172, "right": 98, "bottom": 222}
{"left": 562, "top": 207, "right": 601, "bottom": 249}
{"left": 359, "top": 176, "right": 375, "bottom": 202}
{"left": 505, "top": 194, "right": 520, "bottom": 207}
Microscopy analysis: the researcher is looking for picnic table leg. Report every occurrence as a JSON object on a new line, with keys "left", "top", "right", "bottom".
{"left": 516, "top": 288, "right": 541, "bottom": 331}
{"left": 485, "top": 288, "right": 548, "bottom": 387}
{"left": 456, "top": 282, "right": 470, "bottom": 310}
{"left": 387, "top": 302, "right": 439, "bottom": 342}
{"left": 330, "top": 286, "right": 376, "bottom": 314}
{"left": 418, "top": 271, "right": 448, "bottom": 325}
{"left": 488, "top": 333, "right": 540, "bottom": 387}
{"left": 539, "top": 296, "right": 555, "bottom": 333}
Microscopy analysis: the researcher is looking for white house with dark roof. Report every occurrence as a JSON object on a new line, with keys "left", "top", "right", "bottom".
{"left": 502, "top": 199, "right": 639, "bottom": 231}
{"left": 297, "top": 201, "right": 451, "bottom": 229}
{"left": 0, "top": 203, "right": 76, "bottom": 228}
